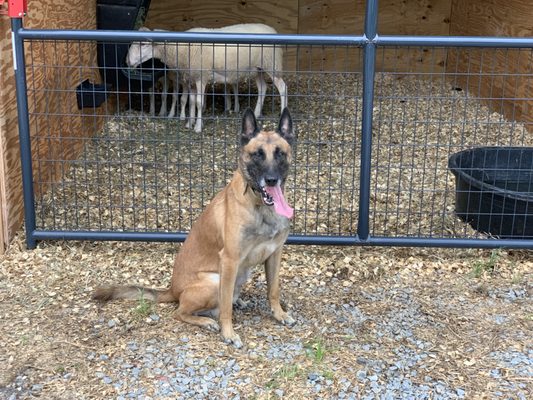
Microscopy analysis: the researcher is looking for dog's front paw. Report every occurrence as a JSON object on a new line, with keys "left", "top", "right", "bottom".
{"left": 221, "top": 329, "right": 243, "bottom": 349}
{"left": 281, "top": 313, "right": 296, "bottom": 327}
{"left": 274, "top": 310, "right": 296, "bottom": 327}
{"left": 222, "top": 333, "right": 242, "bottom": 349}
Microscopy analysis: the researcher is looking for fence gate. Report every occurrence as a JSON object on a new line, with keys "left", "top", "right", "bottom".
{"left": 10, "top": 0, "right": 533, "bottom": 249}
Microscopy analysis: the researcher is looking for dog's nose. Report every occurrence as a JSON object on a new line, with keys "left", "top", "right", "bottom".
{"left": 264, "top": 176, "right": 278, "bottom": 187}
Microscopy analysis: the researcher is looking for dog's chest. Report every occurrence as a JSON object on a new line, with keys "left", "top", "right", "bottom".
{"left": 241, "top": 209, "right": 289, "bottom": 266}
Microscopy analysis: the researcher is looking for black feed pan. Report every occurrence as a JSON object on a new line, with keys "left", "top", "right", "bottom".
{"left": 448, "top": 147, "right": 533, "bottom": 239}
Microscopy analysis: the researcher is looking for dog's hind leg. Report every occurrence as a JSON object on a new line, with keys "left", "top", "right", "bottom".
{"left": 174, "top": 277, "right": 220, "bottom": 332}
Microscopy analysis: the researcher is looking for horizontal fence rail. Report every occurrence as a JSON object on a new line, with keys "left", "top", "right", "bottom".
{"left": 10, "top": 1, "right": 533, "bottom": 250}
{"left": 17, "top": 29, "right": 533, "bottom": 47}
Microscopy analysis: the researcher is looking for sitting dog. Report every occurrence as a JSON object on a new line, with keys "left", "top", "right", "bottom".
{"left": 93, "top": 108, "right": 295, "bottom": 348}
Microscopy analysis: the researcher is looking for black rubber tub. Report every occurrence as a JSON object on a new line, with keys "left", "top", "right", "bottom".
{"left": 448, "top": 147, "right": 533, "bottom": 239}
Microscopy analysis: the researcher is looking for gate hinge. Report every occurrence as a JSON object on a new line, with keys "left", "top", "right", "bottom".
{"left": 0, "top": 0, "right": 28, "bottom": 18}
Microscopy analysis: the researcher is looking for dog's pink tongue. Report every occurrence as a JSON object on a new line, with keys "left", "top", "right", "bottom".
{"left": 265, "top": 185, "right": 293, "bottom": 219}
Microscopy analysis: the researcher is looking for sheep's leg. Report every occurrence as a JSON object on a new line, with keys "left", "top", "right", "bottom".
{"left": 254, "top": 72, "right": 267, "bottom": 118}
{"left": 186, "top": 85, "right": 196, "bottom": 129}
{"left": 180, "top": 79, "right": 190, "bottom": 121}
{"left": 273, "top": 76, "right": 288, "bottom": 112}
{"left": 167, "top": 71, "right": 179, "bottom": 118}
{"left": 179, "top": 83, "right": 188, "bottom": 121}
{"left": 224, "top": 88, "right": 232, "bottom": 113}
{"left": 159, "top": 75, "right": 169, "bottom": 117}
{"left": 168, "top": 86, "right": 178, "bottom": 118}
{"left": 232, "top": 83, "right": 239, "bottom": 114}
{"left": 167, "top": 87, "right": 179, "bottom": 118}
{"left": 149, "top": 93, "right": 155, "bottom": 115}
{"left": 193, "top": 79, "right": 205, "bottom": 133}
{"left": 149, "top": 84, "right": 156, "bottom": 116}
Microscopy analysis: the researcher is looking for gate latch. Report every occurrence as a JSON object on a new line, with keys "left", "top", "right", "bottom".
{"left": 0, "top": 0, "right": 28, "bottom": 17}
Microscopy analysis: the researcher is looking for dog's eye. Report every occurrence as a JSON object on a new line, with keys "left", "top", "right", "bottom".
{"left": 251, "top": 149, "right": 265, "bottom": 160}
{"left": 274, "top": 147, "right": 286, "bottom": 159}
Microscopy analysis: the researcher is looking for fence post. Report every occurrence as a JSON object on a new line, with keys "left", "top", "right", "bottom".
{"left": 11, "top": 17, "right": 37, "bottom": 249}
{"left": 357, "top": 0, "right": 378, "bottom": 241}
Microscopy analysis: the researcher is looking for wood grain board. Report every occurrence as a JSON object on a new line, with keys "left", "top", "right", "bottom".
{"left": 145, "top": 0, "right": 453, "bottom": 72}
{"left": 0, "top": 0, "right": 106, "bottom": 251}
{"left": 449, "top": 0, "right": 532, "bottom": 132}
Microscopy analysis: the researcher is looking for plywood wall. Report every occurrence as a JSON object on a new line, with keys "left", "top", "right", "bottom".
{"left": 449, "top": 0, "right": 532, "bottom": 132}
{"left": 145, "top": 0, "right": 453, "bottom": 72}
{"left": 0, "top": 0, "right": 105, "bottom": 251}
{"left": 297, "top": 0, "right": 452, "bottom": 71}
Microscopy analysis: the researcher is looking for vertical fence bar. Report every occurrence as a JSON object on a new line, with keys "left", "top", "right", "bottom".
{"left": 11, "top": 18, "right": 37, "bottom": 249}
{"left": 357, "top": 0, "right": 378, "bottom": 241}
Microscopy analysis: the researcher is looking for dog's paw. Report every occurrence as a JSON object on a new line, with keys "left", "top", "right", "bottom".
{"left": 221, "top": 331, "right": 243, "bottom": 349}
{"left": 205, "top": 320, "right": 220, "bottom": 333}
{"left": 274, "top": 310, "right": 296, "bottom": 327}
{"left": 223, "top": 335, "right": 243, "bottom": 349}
{"left": 281, "top": 313, "right": 296, "bottom": 327}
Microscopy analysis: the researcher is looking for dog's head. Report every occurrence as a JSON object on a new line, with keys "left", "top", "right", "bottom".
{"left": 239, "top": 108, "right": 294, "bottom": 218}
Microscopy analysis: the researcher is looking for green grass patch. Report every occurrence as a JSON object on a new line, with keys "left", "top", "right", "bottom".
{"left": 471, "top": 249, "right": 501, "bottom": 278}
{"left": 131, "top": 290, "right": 153, "bottom": 319}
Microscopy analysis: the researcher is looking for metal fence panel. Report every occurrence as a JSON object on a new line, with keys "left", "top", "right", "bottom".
{"left": 10, "top": 1, "right": 533, "bottom": 249}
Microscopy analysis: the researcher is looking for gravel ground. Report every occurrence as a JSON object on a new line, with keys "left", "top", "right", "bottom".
{"left": 1, "top": 234, "right": 531, "bottom": 399}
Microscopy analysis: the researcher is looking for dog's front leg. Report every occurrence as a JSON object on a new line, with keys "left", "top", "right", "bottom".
{"left": 265, "top": 248, "right": 295, "bottom": 327}
{"left": 218, "top": 251, "right": 242, "bottom": 348}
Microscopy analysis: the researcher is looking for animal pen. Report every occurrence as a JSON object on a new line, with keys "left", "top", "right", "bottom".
{"left": 3, "top": 0, "right": 533, "bottom": 250}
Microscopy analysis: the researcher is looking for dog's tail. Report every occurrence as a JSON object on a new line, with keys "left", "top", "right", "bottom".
{"left": 92, "top": 285, "right": 176, "bottom": 303}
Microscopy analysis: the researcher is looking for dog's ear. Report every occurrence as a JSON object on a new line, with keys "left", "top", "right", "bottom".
{"left": 241, "top": 108, "right": 260, "bottom": 146}
{"left": 277, "top": 107, "right": 294, "bottom": 145}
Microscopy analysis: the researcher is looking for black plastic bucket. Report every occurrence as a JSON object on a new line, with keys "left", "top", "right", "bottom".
{"left": 448, "top": 147, "right": 533, "bottom": 239}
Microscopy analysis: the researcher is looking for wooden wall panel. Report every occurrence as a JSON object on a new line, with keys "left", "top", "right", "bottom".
{"left": 298, "top": 0, "right": 452, "bottom": 35}
{"left": 0, "top": 21, "right": 13, "bottom": 250}
{"left": 0, "top": 0, "right": 105, "bottom": 251}
{"left": 145, "top": 0, "right": 298, "bottom": 32}
{"left": 0, "top": 17, "right": 24, "bottom": 251}
{"left": 449, "top": 0, "right": 532, "bottom": 132}
{"left": 298, "top": 0, "right": 452, "bottom": 72}
{"left": 144, "top": 0, "right": 452, "bottom": 72}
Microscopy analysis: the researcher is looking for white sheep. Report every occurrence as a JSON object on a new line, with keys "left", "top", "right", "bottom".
{"left": 126, "top": 23, "right": 288, "bottom": 133}
{"left": 130, "top": 28, "right": 182, "bottom": 118}
{"left": 129, "top": 27, "right": 237, "bottom": 120}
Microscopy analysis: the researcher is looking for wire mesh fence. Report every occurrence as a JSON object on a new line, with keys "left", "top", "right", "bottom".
{"left": 371, "top": 46, "right": 533, "bottom": 239}
{"left": 14, "top": 29, "right": 533, "bottom": 247}
{"left": 27, "top": 40, "right": 365, "bottom": 237}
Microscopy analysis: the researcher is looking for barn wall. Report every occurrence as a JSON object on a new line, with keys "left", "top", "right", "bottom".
{"left": 0, "top": 0, "right": 105, "bottom": 252}
{"left": 144, "top": 0, "right": 453, "bottom": 72}
{"left": 448, "top": 0, "right": 532, "bottom": 132}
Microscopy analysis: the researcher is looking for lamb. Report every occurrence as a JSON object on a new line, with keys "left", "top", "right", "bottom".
{"left": 126, "top": 23, "right": 288, "bottom": 133}
{"left": 147, "top": 71, "right": 179, "bottom": 117}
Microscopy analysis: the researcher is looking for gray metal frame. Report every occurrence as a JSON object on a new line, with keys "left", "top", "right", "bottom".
{"left": 11, "top": 0, "right": 533, "bottom": 249}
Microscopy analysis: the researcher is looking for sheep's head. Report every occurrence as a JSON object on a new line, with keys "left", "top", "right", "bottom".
{"left": 126, "top": 41, "right": 154, "bottom": 68}
{"left": 125, "top": 27, "right": 156, "bottom": 68}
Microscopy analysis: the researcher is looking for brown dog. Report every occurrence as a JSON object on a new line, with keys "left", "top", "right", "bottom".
{"left": 93, "top": 108, "right": 295, "bottom": 348}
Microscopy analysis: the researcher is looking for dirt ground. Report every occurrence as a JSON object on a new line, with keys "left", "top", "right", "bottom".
{"left": 0, "top": 231, "right": 531, "bottom": 399}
